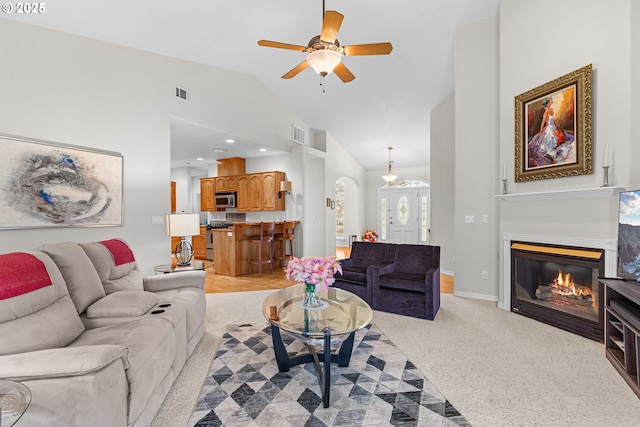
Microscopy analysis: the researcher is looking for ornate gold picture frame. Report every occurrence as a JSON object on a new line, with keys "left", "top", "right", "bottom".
{"left": 514, "top": 64, "right": 593, "bottom": 182}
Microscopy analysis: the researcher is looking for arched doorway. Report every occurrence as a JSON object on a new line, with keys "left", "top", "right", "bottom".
{"left": 335, "top": 176, "right": 359, "bottom": 248}
{"left": 378, "top": 178, "right": 429, "bottom": 244}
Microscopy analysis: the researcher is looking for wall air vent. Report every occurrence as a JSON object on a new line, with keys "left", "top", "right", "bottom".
{"left": 292, "top": 125, "right": 306, "bottom": 145}
{"left": 175, "top": 86, "right": 191, "bottom": 102}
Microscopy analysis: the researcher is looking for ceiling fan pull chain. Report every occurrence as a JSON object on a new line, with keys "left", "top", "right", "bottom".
{"left": 321, "top": 75, "right": 325, "bottom": 93}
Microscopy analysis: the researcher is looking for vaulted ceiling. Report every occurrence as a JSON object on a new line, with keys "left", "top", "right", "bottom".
{"left": 3, "top": 0, "right": 499, "bottom": 171}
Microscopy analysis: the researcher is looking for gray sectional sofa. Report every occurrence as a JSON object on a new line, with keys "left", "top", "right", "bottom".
{"left": 0, "top": 238, "right": 206, "bottom": 427}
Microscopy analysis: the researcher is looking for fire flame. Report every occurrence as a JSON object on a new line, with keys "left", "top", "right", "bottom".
{"left": 552, "top": 271, "right": 592, "bottom": 297}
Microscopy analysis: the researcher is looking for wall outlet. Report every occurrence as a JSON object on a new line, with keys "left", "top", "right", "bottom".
{"left": 481, "top": 271, "right": 488, "bottom": 280}
{"left": 464, "top": 215, "right": 475, "bottom": 224}
{"left": 482, "top": 214, "right": 489, "bottom": 224}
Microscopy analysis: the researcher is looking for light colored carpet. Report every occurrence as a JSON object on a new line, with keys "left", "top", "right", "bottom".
{"left": 151, "top": 291, "right": 640, "bottom": 427}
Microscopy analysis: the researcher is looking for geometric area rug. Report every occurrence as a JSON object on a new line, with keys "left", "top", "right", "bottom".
{"left": 188, "top": 324, "right": 471, "bottom": 426}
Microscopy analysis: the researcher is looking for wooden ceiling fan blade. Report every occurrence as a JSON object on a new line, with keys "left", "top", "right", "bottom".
{"left": 258, "top": 40, "right": 307, "bottom": 52}
{"left": 333, "top": 62, "right": 355, "bottom": 83}
{"left": 320, "top": 11, "right": 344, "bottom": 43}
{"left": 282, "top": 61, "right": 309, "bottom": 79}
{"left": 344, "top": 42, "right": 393, "bottom": 56}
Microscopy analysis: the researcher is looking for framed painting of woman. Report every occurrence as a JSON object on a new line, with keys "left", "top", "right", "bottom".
{"left": 514, "top": 64, "right": 593, "bottom": 182}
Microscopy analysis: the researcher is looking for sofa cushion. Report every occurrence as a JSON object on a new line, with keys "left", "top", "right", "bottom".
{"left": 351, "top": 241, "right": 389, "bottom": 268}
{"left": 378, "top": 272, "right": 426, "bottom": 294}
{"left": 80, "top": 240, "right": 143, "bottom": 294}
{"left": 394, "top": 244, "right": 435, "bottom": 275}
{"left": 0, "top": 251, "right": 85, "bottom": 354}
{"left": 38, "top": 241, "right": 106, "bottom": 313}
{"left": 86, "top": 291, "right": 159, "bottom": 318}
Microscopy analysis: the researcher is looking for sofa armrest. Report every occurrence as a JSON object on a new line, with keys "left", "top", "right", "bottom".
{"left": 339, "top": 258, "right": 358, "bottom": 269}
{"left": 369, "top": 263, "right": 395, "bottom": 280}
{"left": 86, "top": 291, "right": 159, "bottom": 318}
{"left": 0, "top": 345, "right": 129, "bottom": 381}
{"left": 143, "top": 270, "right": 206, "bottom": 292}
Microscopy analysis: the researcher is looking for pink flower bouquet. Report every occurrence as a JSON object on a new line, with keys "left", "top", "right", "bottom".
{"left": 285, "top": 256, "right": 342, "bottom": 291}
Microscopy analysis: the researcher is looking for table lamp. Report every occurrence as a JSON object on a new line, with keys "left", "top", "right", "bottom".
{"left": 167, "top": 213, "right": 200, "bottom": 266}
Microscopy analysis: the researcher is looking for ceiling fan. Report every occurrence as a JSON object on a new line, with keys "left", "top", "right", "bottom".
{"left": 257, "top": 1, "right": 393, "bottom": 83}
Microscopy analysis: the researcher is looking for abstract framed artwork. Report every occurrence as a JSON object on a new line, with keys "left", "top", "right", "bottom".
{"left": 514, "top": 64, "right": 593, "bottom": 182}
{"left": 0, "top": 134, "right": 123, "bottom": 228}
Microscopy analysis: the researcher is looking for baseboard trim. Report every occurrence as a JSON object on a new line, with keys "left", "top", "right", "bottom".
{"left": 440, "top": 269, "right": 454, "bottom": 277}
{"left": 452, "top": 290, "right": 499, "bottom": 302}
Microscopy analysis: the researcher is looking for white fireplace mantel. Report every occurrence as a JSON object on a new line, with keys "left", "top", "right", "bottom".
{"left": 496, "top": 186, "right": 624, "bottom": 202}
{"left": 501, "top": 233, "right": 617, "bottom": 311}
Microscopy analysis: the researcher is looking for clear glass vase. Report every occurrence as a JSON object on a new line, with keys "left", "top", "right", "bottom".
{"left": 302, "top": 282, "right": 323, "bottom": 309}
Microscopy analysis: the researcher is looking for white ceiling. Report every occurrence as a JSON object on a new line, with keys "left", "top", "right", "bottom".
{"left": 3, "top": 0, "right": 499, "bottom": 171}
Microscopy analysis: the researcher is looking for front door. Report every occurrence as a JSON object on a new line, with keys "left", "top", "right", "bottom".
{"left": 389, "top": 189, "right": 419, "bottom": 243}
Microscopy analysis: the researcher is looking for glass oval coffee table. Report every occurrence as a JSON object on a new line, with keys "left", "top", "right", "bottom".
{"left": 262, "top": 283, "right": 373, "bottom": 407}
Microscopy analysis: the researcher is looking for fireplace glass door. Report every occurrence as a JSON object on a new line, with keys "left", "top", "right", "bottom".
{"left": 511, "top": 242, "right": 604, "bottom": 341}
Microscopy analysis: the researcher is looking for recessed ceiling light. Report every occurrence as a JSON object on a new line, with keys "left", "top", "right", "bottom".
{"left": 259, "top": 148, "right": 267, "bottom": 152}
{"left": 225, "top": 139, "right": 235, "bottom": 143}
{"left": 196, "top": 157, "right": 204, "bottom": 161}
{"left": 212, "top": 148, "right": 227, "bottom": 153}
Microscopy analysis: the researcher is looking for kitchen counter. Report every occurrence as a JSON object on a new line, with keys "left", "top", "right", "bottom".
{"left": 212, "top": 221, "right": 298, "bottom": 276}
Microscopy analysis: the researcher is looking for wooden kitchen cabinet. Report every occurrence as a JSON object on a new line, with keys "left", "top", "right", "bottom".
{"left": 236, "top": 175, "right": 250, "bottom": 211}
{"left": 262, "top": 172, "right": 285, "bottom": 211}
{"left": 215, "top": 176, "right": 237, "bottom": 192}
{"left": 200, "top": 177, "right": 216, "bottom": 211}
{"left": 192, "top": 226, "right": 207, "bottom": 259}
{"left": 170, "top": 181, "right": 176, "bottom": 212}
{"left": 236, "top": 171, "right": 286, "bottom": 211}
{"left": 217, "top": 157, "right": 245, "bottom": 176}
{"left": 248, "top": 174, "right": 262, "bottom": 210}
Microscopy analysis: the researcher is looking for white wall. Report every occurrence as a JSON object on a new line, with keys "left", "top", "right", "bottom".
{"left": 0, "top": 19, "right": 310, "bottom": 273}
{"left": 631, "top": 1, "right": 640, "bottom": 186}
{"left": 429, "top": 93, "right": 456, "bottom": 274}
{"left": 324, "top": 132, "right": 366, "bottom": 254}
{"left": 454, "top": 16, "right": 500, "bottom": 300}
{"left": 497, "top": 0, "right": 634, "bottom": 304}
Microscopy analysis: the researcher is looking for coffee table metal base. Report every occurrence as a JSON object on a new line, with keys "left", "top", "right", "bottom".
{"left": 270, "top": 325, "right": 356, "bottom": 408}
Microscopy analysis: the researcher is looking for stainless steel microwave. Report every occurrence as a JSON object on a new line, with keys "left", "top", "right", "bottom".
{"left": 214, "top": 192, "right": 236, "bottom": 208}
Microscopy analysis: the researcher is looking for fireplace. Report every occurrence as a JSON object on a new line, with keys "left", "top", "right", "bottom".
{"left": 510, "top": 241, "right": 604, "bottom": 341}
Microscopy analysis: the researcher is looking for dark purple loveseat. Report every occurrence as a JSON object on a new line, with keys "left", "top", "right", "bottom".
{"left": 334, "top": 242, "right": 441, "bottom": 320}
{"left": 332, "top": 241, "right": 394, "bottom": 305}
{"left": 370, "top": 244, "right": 440, "bottom": 320}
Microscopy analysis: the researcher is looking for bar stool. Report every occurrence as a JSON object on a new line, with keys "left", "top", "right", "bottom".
{"left": 247, "top": 222, "right": 275, "bottom": 276}
{"left": 274, "top": 221, "right": 296, "bottom": 267}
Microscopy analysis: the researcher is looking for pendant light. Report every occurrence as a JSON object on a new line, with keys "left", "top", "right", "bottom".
{"left": 382, "top": 146, "right": 397, "bottom": 183}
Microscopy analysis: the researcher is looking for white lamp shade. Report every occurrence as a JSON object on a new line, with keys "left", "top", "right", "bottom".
{"left": 167, "top": 214, "right": 200, "bottom": 237}
{"left": 280, "top": 180, "right": 292, "bottom": 193}
{"left": 306, "top": 50, "right": 341, "bottom": 76}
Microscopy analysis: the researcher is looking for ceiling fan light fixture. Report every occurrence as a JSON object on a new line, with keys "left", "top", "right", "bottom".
{"left": 306, "top": 49, "right": 341, "bottom": 76}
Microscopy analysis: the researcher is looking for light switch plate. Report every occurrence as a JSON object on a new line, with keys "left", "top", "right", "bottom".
{"left": 464, "top": 215, "right": 475, "bottom": 224}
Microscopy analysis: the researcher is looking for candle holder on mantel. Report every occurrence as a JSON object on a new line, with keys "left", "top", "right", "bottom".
{"left": 502, "top": 179, "right": 508, "bottom": 194}
{"left": 601, "top": 166, "right": 611, "bottom": 187}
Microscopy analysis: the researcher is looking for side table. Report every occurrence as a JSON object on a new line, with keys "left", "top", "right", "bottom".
{"left": 154, "top": 260, "right": 212, "bottom": 274}
{"left": 0, "top": 380, "right": 31, "bottom": 427}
